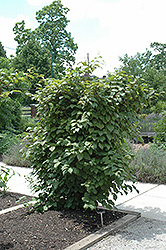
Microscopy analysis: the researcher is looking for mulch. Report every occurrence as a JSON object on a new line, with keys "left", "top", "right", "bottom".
{"left": 0, "top": 191, "right": 126, "bottom": 250}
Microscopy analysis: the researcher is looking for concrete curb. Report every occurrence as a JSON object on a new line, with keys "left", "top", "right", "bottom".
{"left": 64, "top": 209, "right": 141, "bottom": 250}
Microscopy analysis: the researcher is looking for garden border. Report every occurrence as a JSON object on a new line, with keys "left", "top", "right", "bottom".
{"left": 64, "top": 208, "right": 141, "bottom": 250}
{"left": 0, "top": 203, "right": 140, "bottom": 250}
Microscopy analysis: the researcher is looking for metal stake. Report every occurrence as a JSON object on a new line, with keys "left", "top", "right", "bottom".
{"left": 97, "top": 210, "right": 105, "bottom": 227}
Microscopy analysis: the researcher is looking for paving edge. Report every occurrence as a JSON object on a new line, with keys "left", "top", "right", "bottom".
{"left": 64, "top": 209, "right": 141, "bottom": 250}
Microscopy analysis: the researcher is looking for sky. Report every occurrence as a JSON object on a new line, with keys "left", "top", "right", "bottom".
{"left": 0, "top": 0, "right": 166, "bottom": 76}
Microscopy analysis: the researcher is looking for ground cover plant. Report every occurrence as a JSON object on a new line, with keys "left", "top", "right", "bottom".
{"left": 23, "top": 60, "right": 151, "bottom": 212}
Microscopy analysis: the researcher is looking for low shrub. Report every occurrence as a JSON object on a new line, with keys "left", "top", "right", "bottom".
{"left": 129, "top": 144, "right": 166, "bottom": 184}
{"left": 0, "top": 97, "right": 23, "bottom": 133}
{"left": 3, "top": 143, "right": 31, "bottom": 167}
{"left": 0, "top": 132, "right": 21, "bottom": 156}
{"left": 154, "top": 111, "right": 166, "bottom": 148}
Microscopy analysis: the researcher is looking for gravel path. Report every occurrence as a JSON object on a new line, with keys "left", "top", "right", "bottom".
{"left": 87, "top": 217, "right": 166, "bottom": 250}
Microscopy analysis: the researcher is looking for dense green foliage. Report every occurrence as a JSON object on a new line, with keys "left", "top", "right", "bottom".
{"left": 0, "top": 68, "right": 33, "bottom": 155}
{"left": 0, "top": 43, "right": 11, "bottom": 70}
{"left": 0, "top": 41, "right": 6, "bottom": 58}
{"left": 0, "top": 67, "right": 32, "bottom": 108}
{"left": 0, "top": 132, "right": 21, "bottom": 155}
{"left": 0, "top": 57, "right": 12, "bottom": 70}
{"left": 0, "top": 69, "right": 26, "bottom": 133}
{"left": 0, "top": 97, "right": 22, "bottom": 133}
{"left": 24, "top": 63, "right": 151, "bottom": 212}
{"left": 13, "top": 0, "right": 78, "bottom": 78}
{"left": 12, "top": 35, "right": 51, "bottom": 78}
{"left": 118, "top": 43, "right": 166, "bottom": 113}
{"left": 153, "top": 112, "right": 166, "bottom": 148}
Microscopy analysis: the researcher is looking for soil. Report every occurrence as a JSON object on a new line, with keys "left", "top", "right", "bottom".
{"left": 0, "top": 191, "right": 126, "bottom": 250}
{"left": 0, "top": 191, "right": 33, "bottom": 211}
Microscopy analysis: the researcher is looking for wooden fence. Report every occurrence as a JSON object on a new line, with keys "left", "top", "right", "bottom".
{"left": 22, "top": 104, "right": 37, "bottom": 118}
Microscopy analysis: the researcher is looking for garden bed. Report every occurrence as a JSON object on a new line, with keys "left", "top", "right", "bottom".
{"left": 0, "top": 191, "right": 32, "bottom": 211}
{"left": 0, "top": 191, "right": 126, "bottom": 250}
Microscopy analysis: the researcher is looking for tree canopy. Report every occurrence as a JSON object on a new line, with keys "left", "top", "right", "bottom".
{"left": 0, "top": 41, "right": 7, "bottom": 58}
{"left": 13, "top": 0, "right": 78, "bottom": 78}
{"left": 118, "top": 43, "right": 166, "bottom": 113}
{"left": 12, "top": 34, "right": 51, "bottom": 78}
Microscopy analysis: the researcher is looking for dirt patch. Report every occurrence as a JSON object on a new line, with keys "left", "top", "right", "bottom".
{"left": 0, "top": 192, "right": 126, "bottom": 250}
{"left": 0, "top": 191, "right": 33, "bottom": 211}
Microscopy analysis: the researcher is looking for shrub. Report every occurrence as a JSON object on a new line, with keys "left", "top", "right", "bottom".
{"left": 21, "top": 116, "right": 37, "bottom": 132}
{"left": 3, "top": 143, "right": 31, "bottom": 167}
{"left": 154, "top": 111, "right": 166, "bottom": 148}
{"left": 0, "top": 132, "right": 21, "bottom": 155}
{"left": 24, "top": 63, "right": 151, "bottom": 212}
{"left": 0, "top": 97, "right": 22, "bottom": 133}
{"left": 129, "top": 144, "right": 166, "bottom": 184}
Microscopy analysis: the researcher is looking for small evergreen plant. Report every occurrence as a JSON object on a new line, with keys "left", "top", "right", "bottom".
{"left": 25, "top": 61, "right": 151, "bottom": 212}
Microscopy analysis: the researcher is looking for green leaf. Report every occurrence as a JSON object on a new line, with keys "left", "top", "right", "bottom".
{"left": 83, "top": 152, "right": 91, "bottom": 160}
{"left": 106, "top": 115, "right": 111, "bottom": 122}
{"left": 77, "top": 152, "right": 83, "bottom": 161}
{"left": 96, "top": 122, "right": 104, "bottom": 130}
{"left": 89, "top": 127, "right": 94, "bottom": 134}
{"left": 99, "top": 143, "right": 104, "bottom": 150}
{"left": 73, "top": 167, "right": 80, "bottom": 175}
{"left": 106, "top": 124, "right": 114, "bottom": 132}
{"left": 0, "top": 181, "right": 6, "bottom": 188}
{"left": 49, "top": 146, "right": 55, "bottom": 152}
{"left": 99, "top": 135, "right": 105, "bottom": 142}
{"left": 68, "top": 167, "right": 73, "bottom": 174}
{"left": 102, "top": 156, "right": 109, "bottom": 164}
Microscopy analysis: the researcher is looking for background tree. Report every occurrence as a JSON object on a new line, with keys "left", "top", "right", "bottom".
{"left": 0, "top": 41, "right": 7, "bottom": 58}
{"left": 150, "top": 42, "right": 166, "bottom": 70}
{"left": 118, "top": 50, "right": 153, "bottom": 78}
{"left": 0, "top": 68, "right": 31, "bottom": 155}
{"left": 13, "top": 35, "right": 51, "bottom": 78}
{"left": 118, "top": 43, "right": 166, "bottom": 113}
{"left": 35, "top": 0, "right": 78, "bottom": 77}
{"left": 13, "top": 0, "right": 78, "bottom": 79}
{"left": 0, "top": 57, "right": 12, "bottom": 70}
{"left": 0, "top": 42, "right": 12, "bottom": 70}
